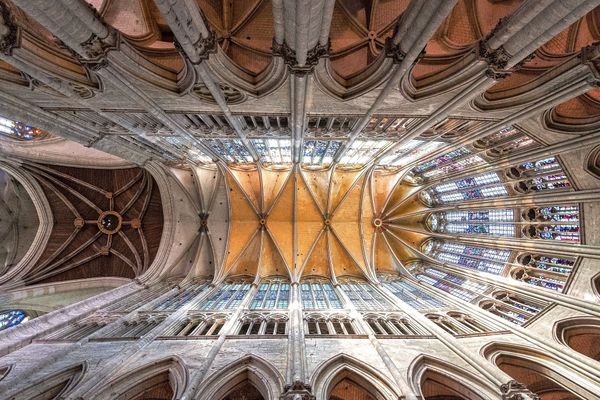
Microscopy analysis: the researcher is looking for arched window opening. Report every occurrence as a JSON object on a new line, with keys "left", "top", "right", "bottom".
{"left": 420, "top": 369, "right": 486, "bottom": 400}
{"left": 301, "top": 139, "right": 342, "bottom": 169}
{"left": 511, "top": 254, "right": 576, "bottom": 292}
{"left": 556, "top": 319, "right": 600, "bottom": 362}
{"left": 423, "top": 239, "right": 511, "bottom": 275}
{"left": 586, "top": 145, "right": 600, "bottom": 178}
{"left": 168, "top": 314, "right": 227, "bottom": 337}
{"left": 220, "top": 380, "right": 265, "bottom": 400}
{"left": 121, "top": 371, "right": 175, "bottom": 400}
{"left": 249, "top": 279, "right": 290, "bottom": 310}
{"left": 305, "top": 314, "right": 357, "bottom": 335}
{"left": 522, "top": 206, "right": 580, "bottom": 242}
{"left": 427, "top": 209, "right": 516, "bottom": 237}
{"left": 494, "top": 353, "right": 584, "bottom": 400}
{"left": 328, "top": 377, "right": 378, "bottom": 400}
{"left": 339, "top": 279, "right": 394, "bottom": 311}
{"left": 198, "top": 281, "right": 252, "bottom": 310}
{"left": 363, "top": 313, "right": 423, "bottom": 336}
{"left": 426, "top": 314, "right": 464, "bottom": 335}
{"left": 237, "top": 313, "right": 288, "bottom": 335}
{"left": 0, "top": 310, "right": 29, "bottom": 331}
{"left": 44, "top": 319, "right": 107, "bottom": 341}
{"left": 101, "top": 315, "right": 165, "bottom": 338}
{"left": 0, "top": 116, "right": 49, "bottom": 141}
{"left": 10, "top": 364, "right": 84, "bottom": 400}
{"left": 480, "top": 292, "right": 547, "bottom": 325}
{"left": 152, "top": 282, "right": 209, "bottom": 311}
{"left": 105, "top": 286, "right": 171, "bottom": 313}
{"left": 446, "top": 312, "right": 492, "bottom": 334}
{"left": 381, "top": 276, "right": 446, "bottom": 310}
{"left": 416, "top": 266, "right": 489, "bottom": 303}
{"left": 300, "top": 280, "right": 343, "bottom": 309}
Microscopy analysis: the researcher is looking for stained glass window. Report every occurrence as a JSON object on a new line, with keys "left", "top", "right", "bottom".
{"left": 340, "top": 282, "right": 393, "bottom": 310}
{"left": 0, "top": 117, "right": 49, "bottom": 140}
{"left": 302, "top": 140, "right": 341, "bottom": 167}
{"left": 339, "top": 140, "right": 390, "bottom": 166}
{"left": 300, "top": 281, "right": 343, "bottom": 309}
{"left": 199, "top": 282, "right": 252, "bottom": 310}
{"left": 206, "top": 139, "right": 253, "bottom": 163}
{"left": 429, "top": 209, "right": 516, "bottom": 237}
{"left": 382, "top": 279, "right": 445, "bottom": 310}
{"left": 481, "top": 292, "right": 546, "bottom": 325}
{"left": 153, "top": 283, "right": 208, "bottom": 311}
{"left": 379, "top": 139, "right": 446, "bottom": 167}
{"left": 417, "top": 267, "right": 488, "bottom": 302}
{"left": 251, "top": 138, "right": 292, "bottom": 165}
{"left": 250, "top": 280, "right": 290, "bottom": 309}
{"left": 513, "top": 254, "right": 576, "bottom": 292}
{"left": 524, "top": 205, "right": 580, "bottom": 242}
{"left": 0, "top": 310, "right": 28, "bottom": 331}
{"left": 425, "top": 240, "right": 510, "bottom": 275}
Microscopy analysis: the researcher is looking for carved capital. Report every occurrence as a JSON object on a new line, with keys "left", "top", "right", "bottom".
{"left": 273, "top": 39, "right": 329, "bottom": 75}
{"left": 384, "top": 38, "right": 406, "bottom": 64}
{"left": 0, "top": 3, "right": 19, "bottom": 56}
{"left": 79, "top": 30, "right": 119, "bottom": 69}
{"left": 280, "top": 380, "right": 315, "bottom": 400}
{"left": 478, "top": 40, "right": 510, "bottom": 70}
{"left": 500, "top": 380, "right": 540, "bottom": 400}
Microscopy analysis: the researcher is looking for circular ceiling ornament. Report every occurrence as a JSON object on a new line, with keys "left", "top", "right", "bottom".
{"left": 97, "top": 211, "right": 122, "bottom": 235}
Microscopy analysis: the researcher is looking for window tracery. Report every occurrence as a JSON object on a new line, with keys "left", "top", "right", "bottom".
{"left": 480, "top": 291, "right": 547, "bottom": 325}
{"left": 0, "top": 117, "right": 49, "bottom": 141}
{"left": 511, "top": 254, "right": 575, "bottom": 292}
{"left": 426, "top": 312, "right": 492, "bottom": 335}
{"left": 251, "top": 138, "right": 292, "bottom": 165}
{"left": 300, "top": 281, "right": 343, "bottom": 309}
{"left": 101, "top": 314, "right": 166, "bottom": 338}
{"left": 339, "top": 140, "right": 390, "bottom": 167}
{"left": 362, "top": 313, "right": 423, "bottom": 336}
{"left": 423, "top": 240, "right": 510, "bottom": 275}
{"left": 379, "top": 139, "right": 446, "bottom": 167}
{"left": 206, "top": 139, "right": 253, "bottom": 163}
{"left": 428, "top": 209, "right": 516, "bottom": 237}
{"left": 381, "top": 278, "right": 446, "bottom": 311}
{"left": 170, "top": 314, "right": 227, "bottom": 337}
{"left": 522, "top": 205, "right": 580, "bottom": 242}
{"left": 0, "top": 310, "right": 28, "bottom": 331}
{"left": 416, "top": 267, "right": 488, "bottom": 303}
{"left": 153, "top": 282, "right": 209, "bottom": 311}
{"left": 302, "top": 140, "right": 341, "bottom": 168}
{"left": 304, "top": 313, "right": 357, "bottom": 335}
{"left": 237, "top": 313, "right": 288, "bottom": 335}
{"left": 339, "top": 280, "right": 394, "bottom": 311}
{"left": 249, "top": 279, "right": 290, "bottom": 310}
{"left": 199, "top": 282, "right": 252, "bottom": 310}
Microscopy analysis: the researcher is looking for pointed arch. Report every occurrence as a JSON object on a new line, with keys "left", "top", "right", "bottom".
{"left": 8, "top": 362, "right": 85, "bottom": 400}
{"left": 311, "top": 354, "right": 402, "bottom": 400}
{"left": 408, "top": 355, "right": 498, "bottom": 400}
{"left": 483, "top": 342, "right": 592, "bottom": 399}
{"left": 555, "top": 317, "right": 600, "bottom": 362}
{"left": 0, "top": 364, "right": 11, "bottom": 382}
{"left": 92, "top": 357, "right": 187, "bottom": 400}
{"left": 195, "top": 355, "right": 284, "bottom": 400}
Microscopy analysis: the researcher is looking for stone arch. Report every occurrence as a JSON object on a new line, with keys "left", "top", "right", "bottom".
{"left": 585, "top": 145, "right": 600, "bottom": 179}
{"left": 483, "top": 342, "right": 592, "bottom": 399}
{"left": 92, "top": 357, "right": 187, "bottom": 400}
{"left": 8, "top": 362, "right": 85, "bottom": 399}
{"left": 195, "top": 355, "right": 284, "bottom": 400}
{"left": 0, "top": 364, "right": 11, "bottom": 382}
{"left": 409, "top": 355, "right": 498, "bottom": 400}
{"left": 555, "top": 317, "right": 600, "bottom": 362}
{"left": 311, "top": 354, "right": 402, "bottom": 400}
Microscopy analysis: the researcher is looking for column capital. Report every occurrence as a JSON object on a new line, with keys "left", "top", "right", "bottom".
{"left": 280, "top": 380, "right": 315, "bottom": 400}
{"left": 0, "top": 2, "right": 19, "bottom": 56}
{"left": 500, "top": 380, "right": 540, "bottom": 400}
{"left": 273, "top": 39, "right": 329, "bottom": 75}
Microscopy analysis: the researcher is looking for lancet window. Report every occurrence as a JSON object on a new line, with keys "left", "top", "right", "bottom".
{"left": 302, "top": 140, "right": 341, "bottom": 168}
{"left": 522, "top": 206, "right": 580, "bottom": 242}
{"left": 206, "top": 139, "right": 253, "bottom": 163}
{"left": 382, "top": 278, "right": 446, "bottom": 310}
{"left": 0, "top": 117, "right": 49, "bottom": 140}
{"left": 199, "top": 282, "right": 252, "bottom": 310}
{"left": 510, "top": 254, "right": 576, "bottom": 292}
{"left": 339, "top": 281, "right": 394, "bottom": 311}
{"left": 169, "top": 314, "right": 226, "bottom": 336}
{"left": 0, "top": 310, "right": 28, "bottom": 331}
{"left": 416, "top": 267, "right": 488, "bottom": 303}
{"left": 410, "top": 147, "right": 485, "bottom": 181}
{"left": 339, "top": 140, "right": 390, "bottom": 167}
{"left": 379, "top": 139, "right": 446, "bottom": 167}
{"left": 152, "top": 282, "right": 208, "bottom": 311}
{"left": 105, "top": 286, "right": 172, "bottom": 313}
{"left": 428, "top": 209, "right": 516, "bottom": 237}
{"left": 249, "top": 279, "right": 290, "bottom": 310}
{"left": 237, "top": 313, "right": 288, "bottom": 335}
{"left": 362, "top": 313, "right": 423, "bottom": 336}
{"left": 251, "top": 138, "right": 292, "bottom": 165}
{"left": 44, "top": 318, "right": 109, "bottom": 341}
{"left": 300, "top": 281, "right": 343, "bottom": 309}
{"left": 423, "top": 240, "right": 510, "bottom": 275}
{"left": 305, "top": 313, "right": 357, "bottom": 335}
{"left": 480, "top": 291, "right": 547, "bottom": 325}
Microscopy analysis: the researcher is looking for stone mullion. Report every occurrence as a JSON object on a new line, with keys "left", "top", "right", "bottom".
{"left": 64, "top": 285, "right": 218, "bottom": 399}
{"left": 371, "top": 283, "right": 519, "bottom": 397}
{"left": 333, "top": 0, "right": 457, "bottom": 164}
{"left": 335, "top": 285, "right": 419, "bottom": 400}
{"left": 412, "top": 274, "right": 600, "bottom": 394}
